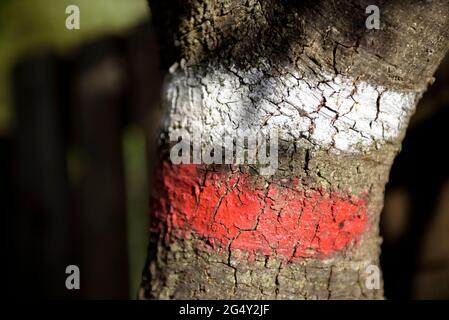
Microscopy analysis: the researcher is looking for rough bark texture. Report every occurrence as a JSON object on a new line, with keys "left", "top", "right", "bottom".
{"left": 140, "top": 0, "right": 449, "bottom": 299}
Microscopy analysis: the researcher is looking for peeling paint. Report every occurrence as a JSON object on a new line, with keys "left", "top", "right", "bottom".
{"left": 162, "top": 61, "right": 418, "bottom": 154}
{"left": 151, "top": 162, "right": 368, "bottom": 261}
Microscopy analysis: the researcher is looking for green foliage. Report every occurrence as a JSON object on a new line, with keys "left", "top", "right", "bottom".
{"left": 0, "top": 0, "right": 149, "bottom": 135}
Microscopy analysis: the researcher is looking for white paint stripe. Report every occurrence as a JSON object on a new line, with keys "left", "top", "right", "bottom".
{"left": 161, "top": 62, "right": 418, "bottom": 153}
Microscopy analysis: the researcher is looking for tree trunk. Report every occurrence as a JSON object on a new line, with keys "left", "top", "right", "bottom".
{"left": 140, "top": 0, "right": 449, "bottom": 299}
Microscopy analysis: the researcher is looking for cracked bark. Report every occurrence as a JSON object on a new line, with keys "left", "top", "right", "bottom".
{"left": 140, "top": 0, "right": 449, "bottom": 299}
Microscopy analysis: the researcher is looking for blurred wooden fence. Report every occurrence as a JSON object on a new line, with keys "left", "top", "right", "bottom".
{"left": 3, "top": 21, "right": 161, "bottom": 299}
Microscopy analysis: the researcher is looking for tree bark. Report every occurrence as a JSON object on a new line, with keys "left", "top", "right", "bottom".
{"left": 140, "top": 0, "right": 449, "bottom": 299}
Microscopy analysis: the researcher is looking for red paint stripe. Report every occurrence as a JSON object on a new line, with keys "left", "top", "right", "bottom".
{"left": 151, "top": 162, "right": 368, "bottom": 261}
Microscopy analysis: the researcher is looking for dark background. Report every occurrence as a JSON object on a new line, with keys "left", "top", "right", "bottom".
{"left": 0, "top": 1, "right": 448, "bottom": 299}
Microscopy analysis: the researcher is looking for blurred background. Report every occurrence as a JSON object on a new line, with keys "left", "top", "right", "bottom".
{"left": 0, "top": 0, "right": 160, "bottom": 299}
{"left": 0, "top": 0, "right": 447, "bottom": 299}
